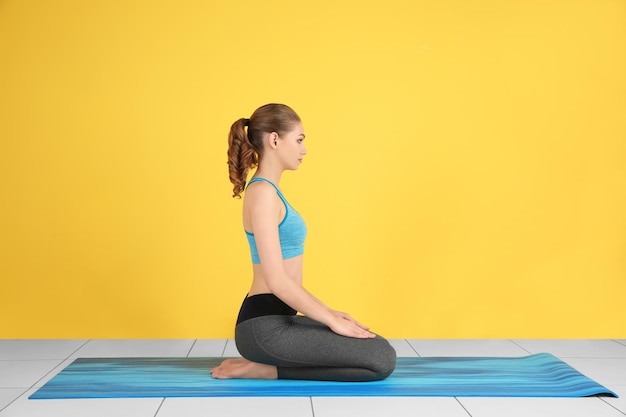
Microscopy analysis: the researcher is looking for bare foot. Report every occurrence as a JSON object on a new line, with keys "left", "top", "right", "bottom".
{"left": 211, "top": 358, "right": 278, "bottom": 380}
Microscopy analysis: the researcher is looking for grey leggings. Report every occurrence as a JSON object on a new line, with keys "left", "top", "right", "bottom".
{"left": 234, "top": 315, "right": 397, "bottom": 381}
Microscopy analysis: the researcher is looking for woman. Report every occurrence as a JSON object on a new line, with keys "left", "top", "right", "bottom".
{"left": 211, "top": 103, "right": 396, "bottom": 381}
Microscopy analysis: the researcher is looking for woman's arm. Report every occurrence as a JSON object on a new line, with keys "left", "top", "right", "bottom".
{"left": 302, "top": 287, "right": 371, "bottom": 331}
{"left": 248, "top": 184, "right": 374, "bottom": 339}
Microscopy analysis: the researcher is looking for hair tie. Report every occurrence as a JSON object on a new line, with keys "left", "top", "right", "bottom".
{"left": 244, "top": 118, "right": 250, "bottom": 127}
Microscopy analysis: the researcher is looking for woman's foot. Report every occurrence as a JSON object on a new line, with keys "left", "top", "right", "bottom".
{"left": 211, "top": 358, "right": 278, "bottom": 380}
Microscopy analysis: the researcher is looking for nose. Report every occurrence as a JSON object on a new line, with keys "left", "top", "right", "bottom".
{"left": 302, "top": 144, "right": 307, "bottom": 155}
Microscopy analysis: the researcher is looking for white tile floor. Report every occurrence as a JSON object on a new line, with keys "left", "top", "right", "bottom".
{"left": 0, "top": 339, "right": 624, "bottom": 417}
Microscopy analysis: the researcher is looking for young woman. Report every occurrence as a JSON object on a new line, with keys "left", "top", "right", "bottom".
{"left": 211, "top": 103, "right": 396, "bottom": 381}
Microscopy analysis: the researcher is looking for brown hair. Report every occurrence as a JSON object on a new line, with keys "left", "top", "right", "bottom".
{"left": 227, "top": 103, "right": 301, "bottom": 198}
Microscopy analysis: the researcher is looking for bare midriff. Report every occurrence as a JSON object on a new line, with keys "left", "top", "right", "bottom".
{"left": 247, "top": 255, "right": 303, "bottom": 296}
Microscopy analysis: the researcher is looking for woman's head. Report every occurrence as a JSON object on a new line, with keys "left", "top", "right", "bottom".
{"left": 227, "top": 103, "right": 302, "bottom": 198}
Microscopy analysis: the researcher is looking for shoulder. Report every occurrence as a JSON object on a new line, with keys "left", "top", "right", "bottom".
{"left": 244, "top": 181, "right": 280, "bottom": 208}
{"left": 244, "top": 181, "right": 283, "bottom": 229}
{"left": 245, "top": 180, "right": 276, "bottom": 197}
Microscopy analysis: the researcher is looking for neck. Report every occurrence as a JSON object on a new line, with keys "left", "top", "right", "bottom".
{"left": 253, "top": 161, "right": 283, "bottom": 185}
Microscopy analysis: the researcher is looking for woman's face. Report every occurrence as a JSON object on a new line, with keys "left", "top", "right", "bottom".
{"left": 277, "top": 122, "right": 307, "bottom": 170}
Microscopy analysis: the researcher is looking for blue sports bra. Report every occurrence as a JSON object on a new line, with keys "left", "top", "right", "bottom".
{"left": 245, "top": 178, "right": 307, "bottom": 264}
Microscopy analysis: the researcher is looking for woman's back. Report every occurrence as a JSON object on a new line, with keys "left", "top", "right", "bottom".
{"left": 242, "top": 178, "right": 305, "bottom": 296}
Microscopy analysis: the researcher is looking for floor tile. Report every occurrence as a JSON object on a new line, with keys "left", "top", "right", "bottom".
{"left": 3, "top": 339, "right": 624, "bottom": 417}
{"left": 388, "top": 339, "right": 419, "bottom": 357}
{"left": 156, "top": 397, "right": 312, "bottom": 417}
{"left": 513, "top": 340, "right": 626, "bottom": 358}
{"left": 223, "top": 339, "right": 241, "bottom": 357}
{"left": 187, "top": 340, "right": 227, "bottom": 357}
{"left": 459, "top": 397, "right": 625, "bottom": 417}
{"left": 0, "top": 361, "right": 63, "bottom": 388}
{"left": 0, "top": 340, "right": 88, "bottom": 361}
{"left": 561, "top": 358, "right": 626, "bottom": 386}
{"left": 601, "top": 385, "right": 626, "bottom": 413}
{"left": 69, "top": 340, "right": 195, "bottom": 358}
{"left": 0, "top": 389, "right": 25, "bottom": 411}
{"left": 312, "top": 397, "right": 470, "bottom": 417}
{"left": 407, "top": 339, "right": 529, "bottom": 357}
{"left": 0, "top": 388, "right": 162, "bottom": 417}
{"left": 30, "top": 359, "right": 76, "bottom": 388}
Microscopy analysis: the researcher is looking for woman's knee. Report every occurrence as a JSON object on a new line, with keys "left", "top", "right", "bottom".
{"left": 370, "top": 337, "right": 397, "bottom": 380}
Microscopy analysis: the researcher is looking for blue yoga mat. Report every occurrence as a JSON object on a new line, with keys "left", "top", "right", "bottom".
{"left": 30, "top": 353, "right": 617, "bottom": 399}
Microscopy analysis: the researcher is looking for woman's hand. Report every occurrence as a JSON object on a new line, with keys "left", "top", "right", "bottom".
{"left": 332, "top": 310, "right": 370, "bottom": 330}
{"left": 329, "top": 310, "right": 376, "bottom": 339}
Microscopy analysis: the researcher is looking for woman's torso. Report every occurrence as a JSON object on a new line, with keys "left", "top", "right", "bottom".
{"left": 242, "top": 178, "right": 305, "bottom": 296}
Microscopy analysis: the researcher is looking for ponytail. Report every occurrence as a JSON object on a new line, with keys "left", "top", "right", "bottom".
{"left": 227, "top": 118, "right": 258, "bottom": 198}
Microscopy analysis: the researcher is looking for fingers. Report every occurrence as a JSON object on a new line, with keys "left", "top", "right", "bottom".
{"left": 347, "top": 318, "right": 369, "bottom": 331}
{"left": 330, "top": 311, "right": 376, "bottom": 338}
{"left": 350, "top": 320, "right": 375, "bottom": 338}
{"left": 331, "top": 319, "right": 376, "bottom": 339}
{"left": 341, "top": 328, "right": 373, "bottom": 339}
{"left": 353, "top": 327, "right": 376, "bottom": 339}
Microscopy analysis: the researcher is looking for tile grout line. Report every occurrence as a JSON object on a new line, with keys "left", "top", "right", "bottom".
{"left": 454, "top": 397, "right": 474, "bottom": 417}
{"left": 2, "top": 359, "right": 71, "bottom": 411}
{"left": 508, "top": 339, "right": 533, "bottom": 355}
{"left": 0, "top": 387, "right": 29, "bottom": 414}
{"left": 612, "top": 339, "right": 626, "bottom": 348}
{"left": 309, "top": 397, "right": 316, "bottom": 417}
{"left": 0, "top": 339, "right": 93, "bottom": 413}
{"left": 599, "top": 397, "right": 626, "bottom": 417}
{"left": 32, "top": 339, "right": 93, "bottom": 392}
{"left": 220, "top": 339, "right": 229, "bottom": 357}
{"left": 153, "top": 397, "right": 166, "bottom": 417}
{"left": 186, "top": 339, "right": 198, "bottom": 358}
{"left": 0, "top": 394, "right": 21, "bottom": 413}
{"left": 66, "top": 339, "right": 92, "bottom": 360}
{"left": 405, "top": 339, "right": 422, "bottom": 357}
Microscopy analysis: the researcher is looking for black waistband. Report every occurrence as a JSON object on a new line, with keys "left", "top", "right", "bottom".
{"left": 236, "top": 293, "right": 297, "bottom": 325}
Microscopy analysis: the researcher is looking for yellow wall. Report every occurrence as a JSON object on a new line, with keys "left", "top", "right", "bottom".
{"left": 1, "top": 0, "right": 625, "bottom": 338}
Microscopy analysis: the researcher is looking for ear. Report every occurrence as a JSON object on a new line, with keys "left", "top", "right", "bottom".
{"left": 267, "top": 132, "right": 279, "bottom": 149}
